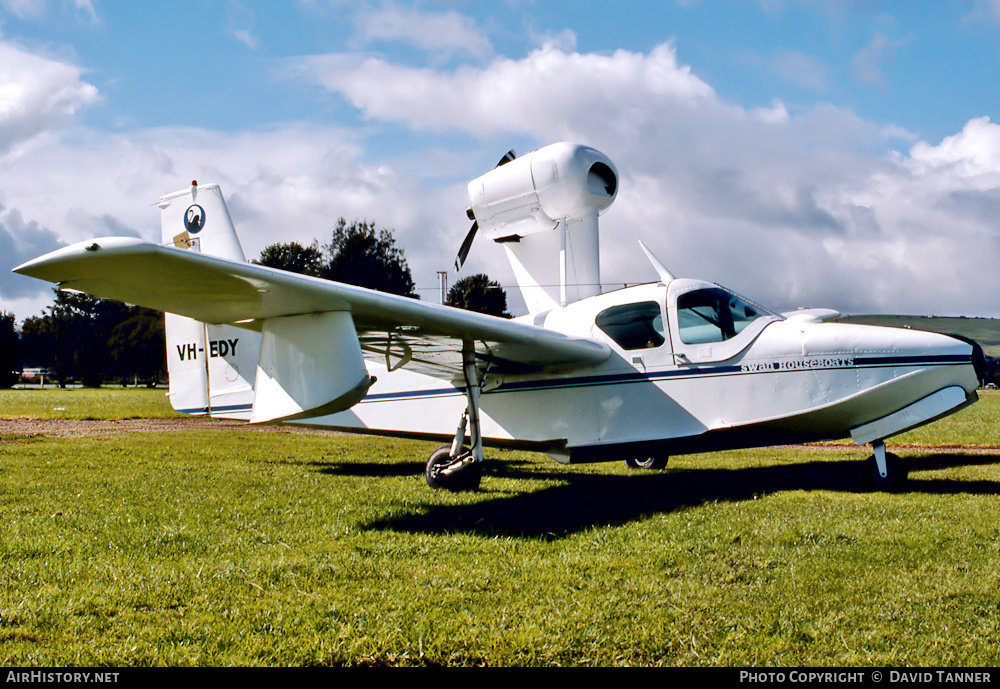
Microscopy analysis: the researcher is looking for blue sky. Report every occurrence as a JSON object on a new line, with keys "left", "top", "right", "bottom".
{"left": 4, "top": 0, "right": 1000, "bottom": 320}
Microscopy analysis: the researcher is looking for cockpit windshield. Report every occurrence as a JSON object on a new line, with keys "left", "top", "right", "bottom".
{"left": 676, "top": 287, "right": 780, "bottom": 345}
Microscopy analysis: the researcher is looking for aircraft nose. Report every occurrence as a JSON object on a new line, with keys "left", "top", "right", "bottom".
{"left": 943, "top": 333, "right": 987, "bottom": 384}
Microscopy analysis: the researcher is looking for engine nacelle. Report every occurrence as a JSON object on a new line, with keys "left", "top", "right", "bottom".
{"left": 467, "top": 142, "right": 618, "bottom": 241}
{"left": 465, "top": 143, "right": 618, "bottom": 313}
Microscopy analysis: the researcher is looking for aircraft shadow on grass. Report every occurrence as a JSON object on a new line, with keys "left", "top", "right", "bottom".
{"left": 309, "top": 452, "right": 1000, "bottom": 540}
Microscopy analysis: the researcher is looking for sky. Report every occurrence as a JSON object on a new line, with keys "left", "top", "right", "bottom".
{"left": 3, "top": 0, "right": 1000, "bottom": 322}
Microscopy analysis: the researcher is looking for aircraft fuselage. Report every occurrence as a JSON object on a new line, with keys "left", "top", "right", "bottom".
{"left": 298, "top": 280, "right": 981, "bottom": 462}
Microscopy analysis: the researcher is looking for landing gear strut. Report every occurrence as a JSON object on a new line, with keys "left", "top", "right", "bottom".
{"left": 865, "top": 440, "right": 908, "bottom": 491}
{"left": 425, "top": 348, "right": 486, "bottom": 492}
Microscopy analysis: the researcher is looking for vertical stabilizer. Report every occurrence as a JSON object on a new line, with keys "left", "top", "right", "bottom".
{"left": 159, "top": 183, "right": 260, "bottom": 419}
{"left": 158, "top": 183, "right": 246, "bottom": 261}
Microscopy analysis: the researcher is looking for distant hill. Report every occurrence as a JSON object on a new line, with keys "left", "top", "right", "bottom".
{"left": 835, "top": 315, "right": 1000, "bottom": 359}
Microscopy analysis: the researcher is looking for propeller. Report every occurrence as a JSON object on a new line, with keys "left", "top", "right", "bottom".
{"left": 455, "top": 217, "right": 478, "bottom": 271}
{"left": 495, "top": 149, "right": 516, "bottom": 167}
{"left": 455, "top": 150, "right": 515, "bottom": 271}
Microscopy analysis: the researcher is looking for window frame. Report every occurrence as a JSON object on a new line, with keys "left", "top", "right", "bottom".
{"left": 667, "top": 280, "right": 782, "bottom": 363}
{"left": 594, "top": 300, "right": 667, "bottom": 351}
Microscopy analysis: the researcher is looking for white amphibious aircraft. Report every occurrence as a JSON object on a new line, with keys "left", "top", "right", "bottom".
{"left": 15, "top": 142, "right": 985, "bottom": 491}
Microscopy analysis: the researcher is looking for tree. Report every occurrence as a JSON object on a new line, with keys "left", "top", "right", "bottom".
{"left": 323, "top": 219, "right": 418, "bottom": 298}
{"left": 254, "top": 241, "right": 325, "bottom": 277}
{"left": 19, "top": 314, "right": 63, "bottom": 385}
{"left": 19, "top": 289, "right": 166, "bottom": 387}
{"left": 53, "top": 291, "right": 119, "bottom": 387}
{"left": 19, "top": 291, "right": 101, "bottom": 386}
{"left": 0, "top": 312, "right": 19, "bottom": 388}
{"left": 256, "top": 219, "right": 419, "bottom": 299}
{"left": 108, "top": 308, "right": 166, "bottom": 386}
{"left": 446, "top": 274, "right": 511, "bottom": 318}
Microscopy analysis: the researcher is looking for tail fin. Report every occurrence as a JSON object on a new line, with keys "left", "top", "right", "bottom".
{"left": 159, "top": 183, "right": 260, "bottom": 419}
{"left": 158, "top": 182, "right": 246, "bottom": 261}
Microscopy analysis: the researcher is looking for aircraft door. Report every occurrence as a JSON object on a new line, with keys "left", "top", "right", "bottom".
{"left": 587, "top": 295, "right": 694, "bottom": 445}
{"left": 592, "top": 299, "right": 671, "bottom": 371}
{"left": 667, "top": 280, "right": 781, "bottom": 365}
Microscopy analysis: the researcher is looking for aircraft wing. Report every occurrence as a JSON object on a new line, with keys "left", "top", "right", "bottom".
{"left": 14, "top": 237, "right": 610, "bottom": 379}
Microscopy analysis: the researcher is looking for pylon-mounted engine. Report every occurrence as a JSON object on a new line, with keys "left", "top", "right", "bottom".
{"left": 456, "top": 142, "right": 618, "bottom": 313}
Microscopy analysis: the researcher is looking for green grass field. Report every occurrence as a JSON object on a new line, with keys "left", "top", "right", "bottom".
{"left": 1, "top": 389, "right": 999, "bottom": 666}
{"left": 0, "top": 387, "right": 181, "bottom": 420}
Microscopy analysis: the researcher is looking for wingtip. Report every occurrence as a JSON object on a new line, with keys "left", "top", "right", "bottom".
{"left": 12, "top": 251, "right": 60, "bottom": 276}
{"left": 12, "top": 237, "right": 152, "bottom": 278}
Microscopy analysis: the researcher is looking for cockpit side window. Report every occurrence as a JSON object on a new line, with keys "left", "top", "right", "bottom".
{"left": 677, "top": 288, "right": 772, "bottom": 344}
{"left": 595, "top": 301, "right": 665, "bottom": 350}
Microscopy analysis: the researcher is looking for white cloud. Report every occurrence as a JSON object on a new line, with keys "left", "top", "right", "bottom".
{"left": 967, "top": 0, "right": 1000, "bottom": 23}
{"left": 6, "top": 35, "right": 1000, "bottom": 323}
{"left": 0, "top": 204, "right": 66, "bottom": 316}
{"left": 528, "top": 28, "right": 577, "bottom": 53}
{"left": 0, "top": 41, "right": 99, "bottom": 156}
{"left": 352, "top": 2, "right": 493, "bottom": 61}
{"left": 769, "top": 50, "right": 830, "bottom": 92}
{"left": 907, "top": 116, "right": 1000, "bottom": 179}
{"left": 0, "top": 0, "right": 43, "bottom": 19}
{"left": 232, "top": 29, "right": 258, "bottom": 50}
{"left": 295, "top": 42, "right": 716, "bottom": 144}
{"left": 0, "top": 122, "right": 466, "bottom": 314}
{"left": 291, "top": 38, "right": 1000, "bottom": 316}
{"left": 751, "top": 99, "right": 790, "bottom": 124}
{"left": 71, "top": 0, "right": 96, "bottom": 22}
{"left": 0, "top": 39, "right": 99, "bottom": 313}
{"left": 850, "top": 32, "right": 904, "bottom": 88}
{"left": 814, "top": 117, "right": 1000, "bottom": 315}
{"left": 0, "top": 0, "right": 96, "bottom": 22}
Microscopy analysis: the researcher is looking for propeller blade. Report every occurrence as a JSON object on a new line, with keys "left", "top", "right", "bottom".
{"left": 496, "top": 150, "right": 516, "bottom": 167}
{"left": 454, "top": 150, "right": 513, "bottom": 271}
{"left": 455, "top": 221, "right": 478, "bottom": 271}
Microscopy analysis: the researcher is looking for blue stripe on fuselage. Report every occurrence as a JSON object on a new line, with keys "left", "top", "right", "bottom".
{"left": 357, "top": 353, "right": 972, "bottom": 403}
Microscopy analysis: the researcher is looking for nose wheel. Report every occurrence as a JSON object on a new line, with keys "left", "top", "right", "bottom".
{"left": 624, "top": 454, "right": 668, "bottom": 470}
{"left": 865, "top": 441, "right": 907, "bottom": 491}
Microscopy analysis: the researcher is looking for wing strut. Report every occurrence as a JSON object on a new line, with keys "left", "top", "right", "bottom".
{"left": 425, "top": 345, "right": 487, "bottom": 491}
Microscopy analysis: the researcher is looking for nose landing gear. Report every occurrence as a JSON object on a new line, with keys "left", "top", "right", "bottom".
{"left": 624, "top": 454, "right": 668, "bottom": 470}
{"left": 865, "top": 440, "right": 907, "bottom": 491}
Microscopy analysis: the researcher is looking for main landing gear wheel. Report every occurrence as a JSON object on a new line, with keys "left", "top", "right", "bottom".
{"left": 427, "top": 348, "right": 487, "bottom": 492}
{"left": 865, "top": 446, "right": 908, "bottom": 491}
{"left": 426, "top": 444, "right": 482, "bottom": 492}
{"left": 624, "top": 454, "right": 668, "bottom": 470}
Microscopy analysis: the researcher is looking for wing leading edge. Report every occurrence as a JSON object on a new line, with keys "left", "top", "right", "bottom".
{"left": 14, "top": 237, "right": 611, "bottom": 378}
